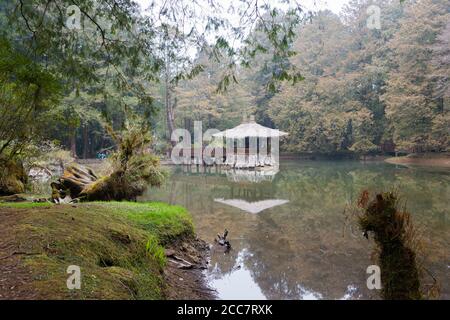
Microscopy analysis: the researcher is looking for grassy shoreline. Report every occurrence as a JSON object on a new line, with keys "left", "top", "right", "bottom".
{"left": 0, "top": 201, "right": 210, "bottom": 299}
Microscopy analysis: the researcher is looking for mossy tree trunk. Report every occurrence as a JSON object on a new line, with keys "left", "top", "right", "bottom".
{"left": 0, "top": 157, "right": 28, "bottom": 195}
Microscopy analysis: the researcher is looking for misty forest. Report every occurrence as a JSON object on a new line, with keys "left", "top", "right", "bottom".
{"left": 0, "top": 0, "right": 448, "bottom": 301}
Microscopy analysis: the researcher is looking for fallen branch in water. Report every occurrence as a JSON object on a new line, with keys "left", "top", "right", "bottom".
{"left": 215, "top": 229, "right": 231, "bottom": 251}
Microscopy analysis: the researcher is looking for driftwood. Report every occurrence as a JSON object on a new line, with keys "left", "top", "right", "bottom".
{"left": 167, "top": 255, "right": 194, "bottom": 270}
{"left": 51, "top": 163, "right": 127, "bottom": 203}
{"left": 215, "top": 229, "right": 231, "bottom": 251}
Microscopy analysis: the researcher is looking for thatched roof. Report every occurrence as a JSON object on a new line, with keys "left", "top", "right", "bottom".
{"left": 213, "top": 116, "right": 288, "bottom": 139}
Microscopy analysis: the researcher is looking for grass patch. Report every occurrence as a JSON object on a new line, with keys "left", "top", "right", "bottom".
{"left": 146, "top": 235, "right": 167, "bottom": 268}
{"left": 0, "top": 202, "right": 53, "bottom": 209}
{"left": 91, "top": 201, "right": 194, "bottom": 244}
{"left": 0, "top": 201, "right": 194, "bottom": 299}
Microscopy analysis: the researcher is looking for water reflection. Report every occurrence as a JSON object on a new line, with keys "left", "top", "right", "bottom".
{"left": 226, "top": 168, "right": 280, "bottom": 183}
{"left": 208, "top": 249, "right": 266, "bottom": 300}
{"left": 214, "top": 199, "right": 289, "bottom": 214}
{"left": 141, "top": 161, "right": 449, "bottom": 300}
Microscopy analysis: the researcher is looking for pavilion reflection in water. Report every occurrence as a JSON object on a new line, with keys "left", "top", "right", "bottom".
{"left": 219, "top": 167, "right": 289, "bottom": 214}
{"left": 176, "top": 164, "right": 290, "bottom": 214}
{"left": 225, "top": 168, "right": 279, "bottom": 183}
{"left": 214, "top": 198, "right": 289, "bottom": 214}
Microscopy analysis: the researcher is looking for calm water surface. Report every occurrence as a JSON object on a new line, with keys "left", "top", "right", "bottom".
{"left": 141, "top": 161, "right": 449, "bottom": 300}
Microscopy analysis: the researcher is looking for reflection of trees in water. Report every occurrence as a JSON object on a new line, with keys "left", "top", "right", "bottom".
{"left": 243, "top": 208, "right": 374, "bottom": 299}
{"left": 275, "top": 163, "right": 449, "bottom": 228}
{"left": 247, "top": 163, "right": 449, "bottom": 299}
{"left": 209, "top": 245, "right": 240, "bottom": 278}
{"left": 143, "top": 162, "right": 450, "bottom": 299}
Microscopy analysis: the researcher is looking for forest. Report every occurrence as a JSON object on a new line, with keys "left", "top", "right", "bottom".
{"left": 1, "top": 0, "right": 448, "bottom": 170}
{"left": 0, "top": 0, "right": 449, "bottom": 302}
{"left": 175, "top": 0, "right": 449, "bottom": 156}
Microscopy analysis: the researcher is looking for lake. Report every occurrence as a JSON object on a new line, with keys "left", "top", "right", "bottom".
{"left": 141, "top": 160, "right": 449, "bottom": 300}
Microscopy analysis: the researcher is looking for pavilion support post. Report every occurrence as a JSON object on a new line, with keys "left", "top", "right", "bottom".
{"left": 248, "top": 136, "right": 257, "bottom": 168}
{"left": 236, "top": 138, "right": 246, "bottom": 168}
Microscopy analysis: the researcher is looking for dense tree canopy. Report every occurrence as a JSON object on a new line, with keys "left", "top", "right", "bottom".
{"left": 0, "top": 0, "right": 448, "bottom": 164}
{"left": 173, "top": 0, "right": 449, "bottom": 155}
{"left": 0, "top": 0, "right": 310, "bottom": 160}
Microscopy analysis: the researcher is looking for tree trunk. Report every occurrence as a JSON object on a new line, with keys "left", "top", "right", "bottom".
{"left": 70, "top": 130, "right": 77, "bottom": 158}
{"left": 82, "top": 124, "right": 89, "bottom": 159}
{"left": 164, "top": 49, "right": 176, "bottom": 150}
{"left": 165, "top": 71, "right": 175, "bottom": 146}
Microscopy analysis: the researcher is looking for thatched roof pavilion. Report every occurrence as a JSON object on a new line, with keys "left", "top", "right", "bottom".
{"left": 213, "top": 115, "right": 288, "bottom": 168}
{"left": 213, "top": 115, "right": 288, "bottom": 139}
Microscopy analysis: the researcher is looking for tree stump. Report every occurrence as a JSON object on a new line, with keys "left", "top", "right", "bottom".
{"left": 51, "top": 164, "right": 101, "bottom": 202}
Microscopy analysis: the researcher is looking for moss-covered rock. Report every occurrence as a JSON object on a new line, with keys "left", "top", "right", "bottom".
{"left": 0, "top": 158, "right": 28, "bottom": 195}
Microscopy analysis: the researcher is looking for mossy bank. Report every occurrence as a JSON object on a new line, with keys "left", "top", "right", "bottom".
{"left": 0, "top": 201, "right": 213, "bottom": 299}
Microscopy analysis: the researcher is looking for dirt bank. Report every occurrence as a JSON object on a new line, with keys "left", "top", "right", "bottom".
{"left": 164, "top": 238, "right": 215, "bottom": 299}
{"left": 0, "top": 202, "right": 214, "bottom": 300}
{"left": 385, "top": 153, "right": 450, "bottom": 168}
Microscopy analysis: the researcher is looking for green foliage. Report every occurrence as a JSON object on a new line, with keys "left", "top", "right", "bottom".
{"left": 1, "top": 1, "right": 310, "bottom": 161}
{"left": 3, "top": 0, "right": 307, "bottom": 114}
{"left": 108, "top": 115, "right": 167, "bottom": 187}
{"left": 176, "top": 48, "right": 256, "bottom": 131}
{"left": 0, "top": 36, "right": 60, "bottom": 159}
{"left": 349, "top": 139, "right": 379, "bottom": 155}
{"left": 1, "top": 0, "right": 447, "bottom": 162}
{"left": 146, "top": 235, "right": 167, "bottom": 269}
{"left": 74, "top": 115, "right": 166, "bottom": 201}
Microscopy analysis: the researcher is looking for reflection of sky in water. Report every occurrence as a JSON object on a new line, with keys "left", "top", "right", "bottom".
{"left": 143, "top": 161, "right": 450, "bottom": 300}
{"left": 340, "top": 285, "right": 361, "bottom": 300}
{"left": 208, "top": 249, "right": 266, "bottom": 300}
{"left": 209, "top": 249, "right": 333, "bottom": 300}
{"left": 298, "top": 286, "right": 322, "bottom": 300}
